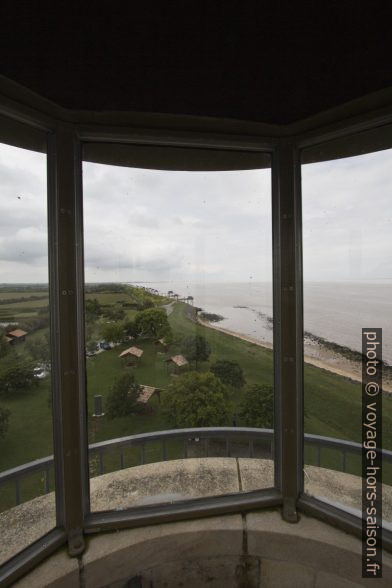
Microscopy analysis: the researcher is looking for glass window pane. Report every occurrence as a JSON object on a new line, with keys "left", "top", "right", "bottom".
{"left": 82, "top": 146, "right": 274, "bottom": 512}
{"left": 0, "top": 141, "right": 55, "bottom": 564}
{"left": 302, "top": 140, "right": 392, "bottom": 529}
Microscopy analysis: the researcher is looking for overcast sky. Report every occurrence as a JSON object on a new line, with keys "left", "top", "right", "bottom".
{"left": 0, "top": 142, "right": 391, "bottom": 284}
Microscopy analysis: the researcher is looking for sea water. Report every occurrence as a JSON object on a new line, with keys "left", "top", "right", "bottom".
{"left": 138, "top": 281, "right": 392, "bottom": 364}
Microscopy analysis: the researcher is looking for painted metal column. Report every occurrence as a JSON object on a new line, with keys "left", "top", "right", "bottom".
{"left": 273, "top": 139, "right": 303, "bottom": 522}
{"left": 48, "top": 125, "right": 88, "bottom": 555}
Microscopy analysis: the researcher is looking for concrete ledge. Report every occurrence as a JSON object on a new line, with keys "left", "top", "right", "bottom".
{"left": 90, "top": 457, "right": 241, "bottom": 511}
{"left": 4, "top": 459, "right": 392, "bottom": 586}
{"left": 1, "top": 457, "right": 273, "bottom": 564}
{"left": 0, "top": 493, "right": 56, "bottom": 566}
{"left": 12, "top": 548, "right": 79, "bottom": 588}
{"left": 305, "top": 465, "right": 392, "bottom": 520}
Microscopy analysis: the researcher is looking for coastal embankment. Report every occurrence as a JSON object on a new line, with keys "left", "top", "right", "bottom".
{"left": 197, "top": 316, "right": 392, "bottom": 394}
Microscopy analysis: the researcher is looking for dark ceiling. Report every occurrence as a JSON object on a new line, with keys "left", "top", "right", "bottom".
{"left": 1, "top": 2, "right": 392, "bottom": 125}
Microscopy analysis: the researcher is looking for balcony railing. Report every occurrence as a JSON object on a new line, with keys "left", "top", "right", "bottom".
{"left": 1, "top": 427, "right": 391, "bottom": 508}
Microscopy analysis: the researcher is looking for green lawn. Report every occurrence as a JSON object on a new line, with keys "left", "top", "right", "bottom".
{"left": 1, "top": 295, "right": 392, "bottom": 510}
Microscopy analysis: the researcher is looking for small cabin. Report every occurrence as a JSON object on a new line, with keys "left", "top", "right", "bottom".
{"left": 137, "top": 385, "right": 161, "bottom": 404}
{"left": 154, "top": 338, "right": 168, "bottom": 351}
{"left": 165, "top": 354, "right": 189, "bottom": 373}
{"left": 119, "top": 346, "right": 144, "bottom": 367}
{"left": 6, "top": 329, "right": 28, "bottom": 345}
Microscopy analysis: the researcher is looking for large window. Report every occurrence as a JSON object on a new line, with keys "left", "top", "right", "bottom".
{"left": 0, "top": 140, "right": 56, "bottom": 565}
{"left": 82, "top": 145, "right": 274, "bottom": 511}
{"left": 302, "top": 134, "right": 392, "bottom": 526}
{"left": 1, "top": 94, "right": 392, "bottom": 584}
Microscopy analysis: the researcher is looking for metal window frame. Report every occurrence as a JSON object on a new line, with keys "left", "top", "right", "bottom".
{"left": 295, "top": 110, "right": 392, "bottom": 547}
{"left": 77, "top": 129, "right": 282, "bottom": 531}
{"left": 1, "top": 82, "right": 392, "bottom": 584}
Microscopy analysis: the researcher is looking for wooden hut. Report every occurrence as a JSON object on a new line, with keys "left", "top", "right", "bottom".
{"left": 165, "top": 354, "right": 189, "bottom": 374}
{"left": 137, "top": 385, "right": 161, "bottom": 404}
{"left": 154, "top": 338, "right": 168, "bottom": 352}
{"left": 119, "top": 346, "right": 143, "bottom": 367}
{"left": 6, "top": 329, "right": 28, "bottom": 345}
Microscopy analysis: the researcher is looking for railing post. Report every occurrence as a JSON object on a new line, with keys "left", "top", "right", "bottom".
{"left": 99, "top": 452, "right": 104, "bottom": 475}
{"left": 316, "top": 445, "right": 321, "bottom": 467}
{"left": 226, "top": 438, "right": 230, "bottom": 457}
{"left": 204, "top": 438, "right": 209, "bottom": 457}
{"left": 44, "top": 467, "right": 50, "bottom": 494}
{"left": 341, "top": 450, "right": 347, "bottom": 472}
{"left": 48, "top": 126, "right": 88, "bottom": 556}
{"left": 249, "top": 440, "right": 254, "bottom": 458}
{"left": 273, "top": 140, "right": 303, "bottom": 523}
{"left": 15, "top": 478, "right": 21, "bottom": 506}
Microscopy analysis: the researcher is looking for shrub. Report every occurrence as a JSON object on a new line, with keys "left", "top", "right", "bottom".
{"left": 163, "top": 371, "right": 230, "bottom": 427}
{"left": 239, "top": 384, "right": 273, "bottom": 428}
{"left": 210, "top": 360, "right": 245, "bottom": 389}
{"left": 106, "top": 372, "right": 142, "bottom": 419}
{"left": 0, "top": 406, "right": 11, "bottom": 438}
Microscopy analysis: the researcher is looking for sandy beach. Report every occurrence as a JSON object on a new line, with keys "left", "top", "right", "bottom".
{"left": 197, "top": 317, "right": 392, "bottom": 394}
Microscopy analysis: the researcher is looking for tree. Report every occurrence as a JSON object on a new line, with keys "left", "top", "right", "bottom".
{"left": 106, "top": 372, "right": 142, "bottom": 419}
{"left": 162, "top": 371, "right": 230, "bottom": 428}
{"left": 138, "top": 299, "right": 154, "bottom": 310}
{"left": 239, "top": 384, "right": 274, "bottom": 428}
{"left": 159, "top": 324, "right": 173, "bottom": 345}
{"left": 100, "top": 322, "right": 125, "bottom": 344}
{"left": 86, "top": 339, "right": 98, "bottom": 354}
{"left": 134, "top": 308, "right": 170, "bottom": 338}
{"left": 123, "top": 320, "right": 139, "bottom": 339}
{"left": 103, "top": 307, "right": 126, "bottom": 321}
{"left": 85, "top": 298, "right": 102, "bottom": 322}
{"left": 25, "top": 333, "right": 51, "bottom": 368}
{"left": 0, "top": 406, "right": 11, "bottom": 438}
{"left": 181, "top": 334, "right": 211, "bottom": 369}
{"left": 0, "top": 329, "right": 9, "bottom": 359}
{"left": 0, "top": 353, "right": 38, "bottom": 398}
{"left": 210, "top": 360, "right": 245, "bottom": 389}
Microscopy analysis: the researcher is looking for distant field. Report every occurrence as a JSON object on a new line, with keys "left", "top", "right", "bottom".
{"left": 0, "top": 299, "right": 49, "bottom": 310}
{"left": 0, "top": 291, "right": 48, "bottom": 300}
{"left": 85, "top": 292, "right": 130, "bottom": 305}
{"left": 0, "top": 290, "right": 49, "bottom": 325}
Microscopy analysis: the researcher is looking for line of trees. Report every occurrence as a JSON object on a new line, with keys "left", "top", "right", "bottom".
{"left": 85, "top": 301, "right": 174, "bottom": 351}
{"left": 161, "top": 364, "right": 273, "bottom": 429}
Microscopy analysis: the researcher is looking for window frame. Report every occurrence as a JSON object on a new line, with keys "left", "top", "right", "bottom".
{"left": 1, "top": 80, "right": 392, "bottom": 585}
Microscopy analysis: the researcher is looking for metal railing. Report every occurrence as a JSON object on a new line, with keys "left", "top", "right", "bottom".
{"left": 1, "top": 428, "right": 392, "bottom": 508}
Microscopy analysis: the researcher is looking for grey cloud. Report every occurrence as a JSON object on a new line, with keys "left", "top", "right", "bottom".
{"left": 3, "top": 141, "right": 391, "bottom": 285}
{"left": 0, "top": 226, "right": 47, "bottom": 263}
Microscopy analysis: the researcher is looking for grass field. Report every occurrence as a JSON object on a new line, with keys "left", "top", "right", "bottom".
{"left": 1, "top": 288, "right": 392, "bottom": 510}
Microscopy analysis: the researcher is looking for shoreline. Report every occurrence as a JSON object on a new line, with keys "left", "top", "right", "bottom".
{"left": 197, "top": 317, "right": 392, "bottom": 394}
